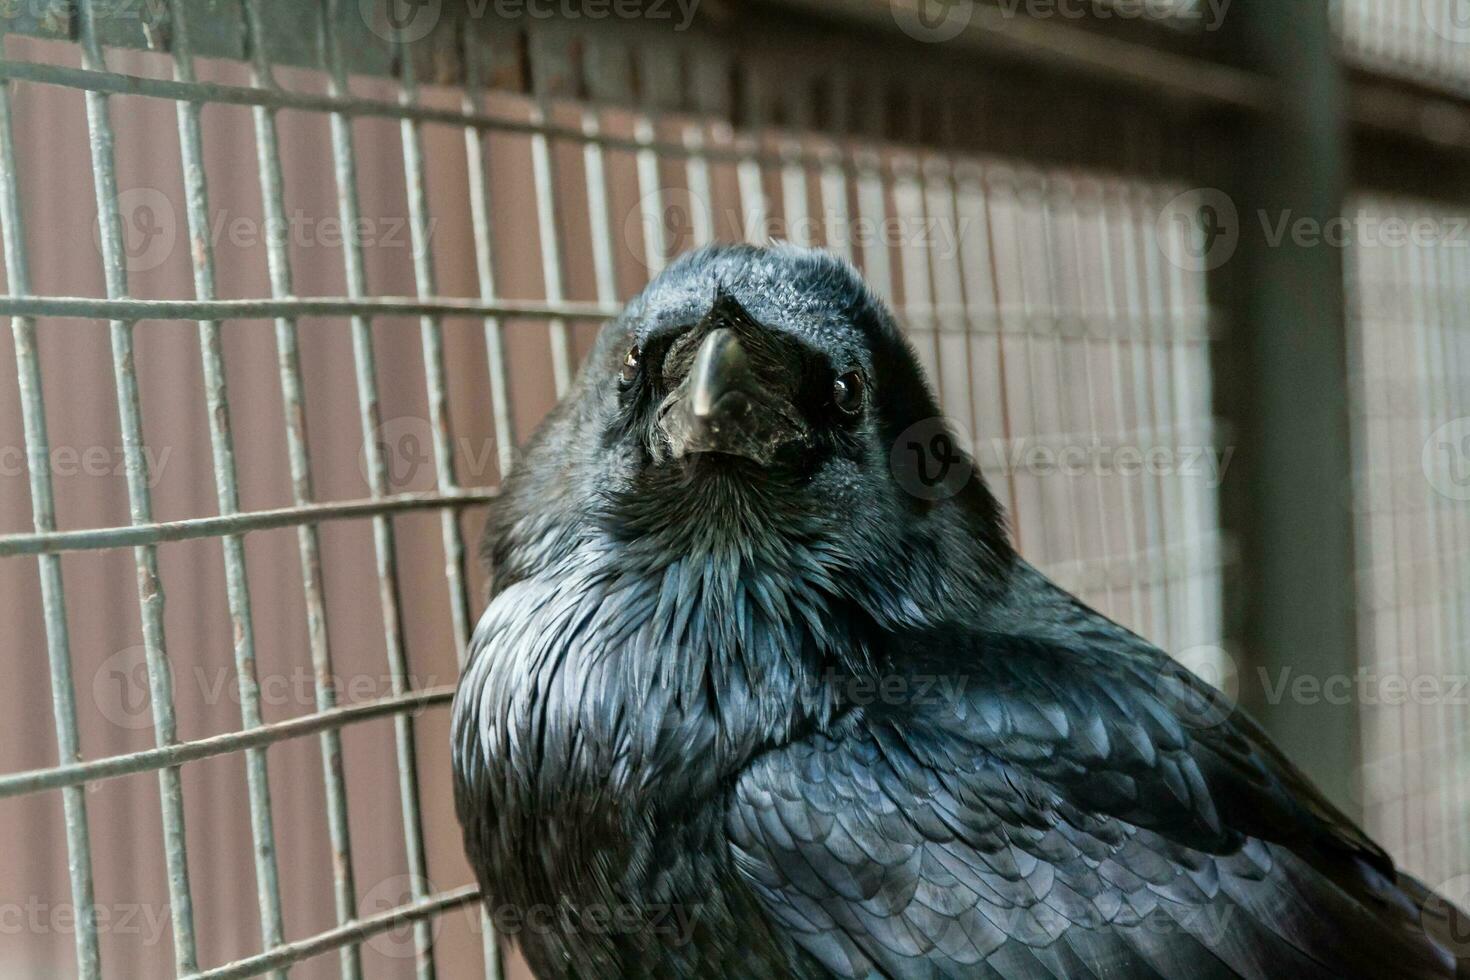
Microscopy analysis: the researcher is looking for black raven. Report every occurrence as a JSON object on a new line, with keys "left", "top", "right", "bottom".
{"left": 452, "top": 244, "right": 1467, "bottom": 978}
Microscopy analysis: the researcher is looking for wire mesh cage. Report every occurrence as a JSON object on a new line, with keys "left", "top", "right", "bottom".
{"left": 0, "top": 1, "right": 1467, "bottom": 978}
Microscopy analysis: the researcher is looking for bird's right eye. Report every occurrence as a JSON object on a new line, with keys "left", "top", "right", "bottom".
{"left": 620, "top": 346, "right": 641, "bottom": 387}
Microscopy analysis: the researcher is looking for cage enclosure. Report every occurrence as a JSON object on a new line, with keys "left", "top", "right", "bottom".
{"left": 0, "top": 0, "right": 1467, "bottom": 977}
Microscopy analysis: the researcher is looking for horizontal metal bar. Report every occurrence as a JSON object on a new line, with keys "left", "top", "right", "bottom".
{"left": 0, "top": 686, "right": 454, "bottom": 799}
{"left": 181, "top": 885, "right": 482, "bottom": 980}
{"left": 0, "top": 59, "right": 825, "bottom": 167}
{"left": 0, "top": 294, "right": 617, "bottom": 323}
{"left": 0, "top": 490, "right": 495, "bottom": 557}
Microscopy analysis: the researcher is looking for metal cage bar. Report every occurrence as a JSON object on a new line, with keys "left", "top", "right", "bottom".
{"left": 235, "top": 0, "right": 363, "bottom": 972}
{"left": 317, "top": 1, "right": 437, "bottom": 974}
{"left": 0, "top": 688, "right": 455, "bottom": 799}
{"left": 528, "top": 98, "right": 574, "bottom": 398}
{"left": 397, "top": 39, "right": 498, "bottom": 978}
{"left": 175, "top": 3, "right": 290, "bottom": 969}
{"left": 462, "top": 29, "right": 517, "bottom": 484}
{"left": 73, "top": 4, "right": 204, "bottom": 974}
{"left": 0, "top": 49, "right": 103, "bottom": 980}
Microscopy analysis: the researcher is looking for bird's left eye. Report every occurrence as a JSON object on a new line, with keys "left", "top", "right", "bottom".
{"left": 832, "top": 371, "right": 865, "bottom": 415}
{"left": 620, "top": 346, "right": 641, "bottom": 386}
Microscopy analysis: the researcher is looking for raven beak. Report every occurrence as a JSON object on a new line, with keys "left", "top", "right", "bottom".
{"left": 689, "top": 328, "right": 751, "bottom": 424}
{"left": 662, "top": 327, "right": 806, "bottom": 465}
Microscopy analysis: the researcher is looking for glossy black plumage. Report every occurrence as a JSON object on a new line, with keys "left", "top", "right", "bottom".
{"left": 451, "top": 244, "right": 1467, "bottom": 978}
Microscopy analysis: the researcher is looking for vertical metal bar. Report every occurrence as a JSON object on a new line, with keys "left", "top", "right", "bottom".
{"left": 1452, "top": 239, "right": 1470, "bottom": 871}
{"left": 1037, "top": 177, "right": 1098, "bottom": 604}
{"left": 1093, "top": 180, "right": 1145, "bottom": 630}
{"left": 852, "top": 149, "right": 893, "bottom": 303}
{"left": 1450, "top": 238, "right": 1470, "bottom": 869}
{"left": 819, "top": 147, "right": 852, "bottom": 262}
{"left": 634, "top": 115, "right": 667, "bottom": 276}
{"left": 459, "top": 47, "right": 521, "bottom": 968}
{"left": 683, "top": 125, "right": 714, "bottom": 248}
{"left": 1214, "top": 0, "right": 1358, "bottom": 811}
{"left": 582, "top": 109, "right": 620, "bottom": 309}
{"left": 462, "top": 32, "right": 516, "bottom": 482}
{"left": 1117, "top": 182, "right": 1167, "bottom": 642}
{"left": 732, "top": 69, "right": 767, "bottom": 245}
{"left": 318, "top": 3, "right": 436, "bottom": 976}
{"left": 817, "top": 73, "right": 851, "bottom": 262}
{"left": 528, "top": 101, "right": 573, "bottom": 397}
{"left": 0, "top": 59, "right": 102, "bottom": 980}
{"left": 71, "top": 11, "right": 200, "bottom": 976}
{"left": 398, "top": 44, "right": 473, "bottom": 669}
{"left": 236, "top": 1, "right": 361, "bottom": 975}
{"left": 922, "top": 157, "right": 970, "bottom": 430}
{"left": 1138, "top": 184, "right": 1184, "bottom": 652}
{"left": 891, "top": 153, "right": 940, "bottom": 394}
{"left": 1411, "top": 229, "right": 1445, "bottom": 873}
{"left": 735, "top": 136, "right": 767, "bottom": 244}
{"left": 780, "top": 138, "right": 809, "bottom": 247}
{"left": 951, "top": 160, "right": 1012, "bottom": 517}
{"left": 169, "top": 7, "right": 288, "bottom": 972}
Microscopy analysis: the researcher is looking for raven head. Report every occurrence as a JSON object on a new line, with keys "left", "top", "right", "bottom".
{"left": 568, "top": 244, "right": 1013, "bottom": 592}
{"left": 649, "top": 287, "right": 816, "bottom": 468}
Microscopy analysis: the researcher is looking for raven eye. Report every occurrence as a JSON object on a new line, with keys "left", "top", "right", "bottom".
{"left": 620, "top": 346, "right": 641, "bottom": 386}
{"left": 832, "top": 371, "right": 865, "bottom": 415}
